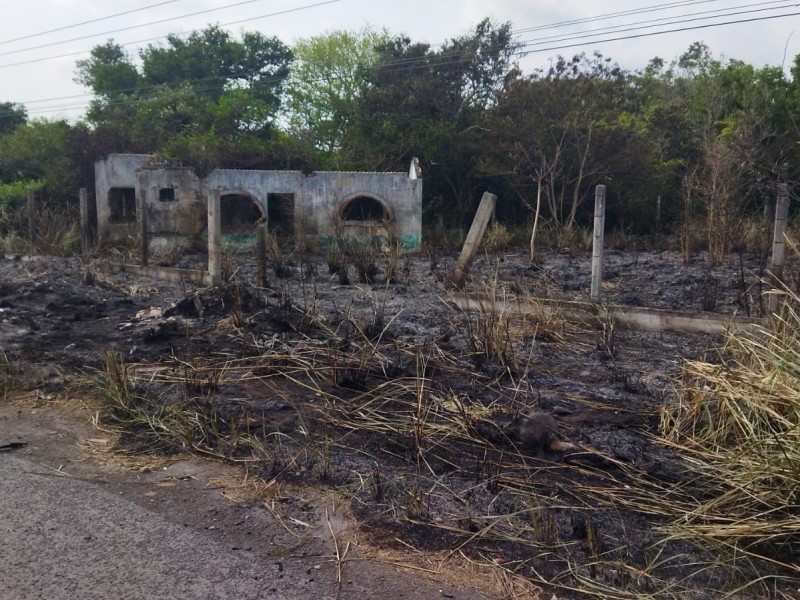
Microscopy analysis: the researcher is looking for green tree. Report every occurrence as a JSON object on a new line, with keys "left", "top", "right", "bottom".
{"left": 346, "top": 19, "right": 517, "bottom": 224}
{"left": 282, "top": 27, "right": 389, "bottom": 158}
{"left": 0, "top": 102, "right": 27, "bottom": 136}
{"left": 75, "top": 41, "right": 142, "bottom": 99}
{"left": 491, "top": 52, "right": 636, "bottom": 231}
{"left": 74, "top": 26, "right": 293, "bottom": 168}
{"left": 0, "top": 119, "right": 73, "bottom": 201}
{"left": 140, "top": 26, "right": 291, "bottom": 107}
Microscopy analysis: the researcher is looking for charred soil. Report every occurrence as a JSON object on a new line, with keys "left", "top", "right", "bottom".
{"left": 1, "top": 246, "right": 797, "bottom": 599}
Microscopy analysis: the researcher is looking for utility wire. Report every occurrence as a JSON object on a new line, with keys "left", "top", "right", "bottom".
{"left": 518, "top": 8, "right": 800, "bottom": 56}
{"left": 0, "top": 0, "right": 343, "bottom": 69}
{"left": 513, "top": 0, "right": 722, "bottom": 34}
{"left": 4, "top": 3, "right": 799, "bottom": 117}
{"left": 0, "top": 0, "right": 731, "bottom": 62}
{"left": 329, "top": 0, "right": 797, "bottom": 71}
{"left": 0, "top": 0, "right": 272, "bottom": 57}
{"left": 0, "top": 0, "right": 757, "bottom": 68}
{"left": 0, "top": 0, "right": 184, "bottom": 46}
{"left": 11, "top": 7, "right": 800, "bottom": 119}
{"left": 519, "top": 0, "right": 799, "bottom": 48}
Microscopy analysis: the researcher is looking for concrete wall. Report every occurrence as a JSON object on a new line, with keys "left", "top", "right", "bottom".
{"left": 304, "top": 171, "right": 422, "bottom": 247}
{"left": 95, "top": 155, "right": 423, "bottom": 248}
{"left": 135, "top": 166, "right": 206, "bottom": 237}
{"left": 95, "top": 154, "right": 150, "bottom": 242}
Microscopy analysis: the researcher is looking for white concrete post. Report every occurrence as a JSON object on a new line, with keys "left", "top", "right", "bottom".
{"left": 207, "top": 190, "right": 222, "bottom": 286}
{"left": 138, "top": 188, "right": 148, "bottom": 267}
{"left": 590, "top": 185, "right": 607, "bottom": 302}
{"left": 767, "top": 183, "right": 789, "bottom": 315}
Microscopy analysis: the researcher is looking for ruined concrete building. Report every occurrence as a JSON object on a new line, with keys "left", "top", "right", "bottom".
{"left": 94, "top": 154, "right": 423, "bottom": 250}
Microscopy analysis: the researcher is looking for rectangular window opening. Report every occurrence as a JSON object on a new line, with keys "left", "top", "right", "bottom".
{"left": 159, "top": 187, "right": 176, "bottom": 202}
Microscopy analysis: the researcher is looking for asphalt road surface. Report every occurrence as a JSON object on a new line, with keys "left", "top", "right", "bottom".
{"left": 0, "top": 403, "right": 485, "bottom": 600}
{"left": 0, "top": 451, "right": 319, "bottom": 600}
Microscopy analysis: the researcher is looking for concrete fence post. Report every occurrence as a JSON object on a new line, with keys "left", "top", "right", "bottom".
{"left": 207, "top": 190, "right": 222, "bottom": 286}
{"left": 767, "top": 183, "right": 789, "bottom": 315}
{"left": 590, "top": 185, "right": 607, "bottom": 302}
{"left": 27, "top": 189, "right": 36, "bottom": 256}
{"left": 451, "top": 191, "right": 497, "bottom": 288}
{"left": 256, "top": 223, "right": 268, "bottom": 288}
{"left": 138, "top": 188, "right": 148, "bottom": 267}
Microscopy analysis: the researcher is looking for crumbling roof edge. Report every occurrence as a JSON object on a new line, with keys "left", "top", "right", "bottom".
{"left": 207, "top": 169, "right": 409, "bottom": 176}
{"left": 99, "top": 155, "right": 412, "bottom": 176}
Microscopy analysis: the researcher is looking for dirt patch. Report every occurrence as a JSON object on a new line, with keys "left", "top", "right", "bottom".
{"left": 1, "top": 246, "right": 797, "bottom": 598}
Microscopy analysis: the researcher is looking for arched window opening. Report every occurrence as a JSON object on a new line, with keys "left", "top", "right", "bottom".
{"left": 221, "top": 193, "right": 262, "bottom": 234}
{"left": 341, "top": 196, "right": 389, "bottom": 223}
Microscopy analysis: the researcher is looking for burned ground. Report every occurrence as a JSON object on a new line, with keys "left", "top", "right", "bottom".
{"left": 1, "top": 246, "right": 796, "bottom": 599}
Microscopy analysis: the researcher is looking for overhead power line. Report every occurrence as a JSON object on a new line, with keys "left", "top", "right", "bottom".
{"left": 0, "top": 0, "right": 270, "bottom": 57}
{"left": 516, "top": 8, "right": 800, "bottom": 57}
{"left": 519, "top": 0, "right": 799, "bottom": 48}
{"left": 513, "top": 0, "right": 722, "bottom": 34}
{"left": 0, "top": 0, "right": 184, "bottom": 46}
{"left": 343, "top": 0, "right": 797, "bottom": 72}
{"left": 0, "top": 0, "right": 344, "bottom": 69}
{"left": 3, "top": 1, "right": 799, "bottom": 118}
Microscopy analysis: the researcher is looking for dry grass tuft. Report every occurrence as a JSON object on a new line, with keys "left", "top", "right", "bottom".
{"left": 660, "top": 288, "right": 800, "bottom": 579}
{"left": 484, "top": 223, "right": 512, "bottom": 255}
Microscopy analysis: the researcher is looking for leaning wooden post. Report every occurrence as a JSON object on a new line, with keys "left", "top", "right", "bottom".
{"left": 138, "top": 188, "right": 148, "bottom": 267}
{"left": 451, "top": 192, "right": 497, "bottom": 288}
{"left": 767, "top": 183, "right": 789, "bottom": 315}
{"left": 590, "top": 184, "right": 607, "bottom": 302}
{"left": 27, "top": 188, "right": 36, "bottom": 255}
{"left": 207, "top": 190, "right": 222, "bottom": 286}
{"left": 79, "top": 187, "right": 89, "bottom": 253}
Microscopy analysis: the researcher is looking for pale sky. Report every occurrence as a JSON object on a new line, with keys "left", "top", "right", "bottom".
{"left": 2, "top": 0, "right": 799, "bottom": 121}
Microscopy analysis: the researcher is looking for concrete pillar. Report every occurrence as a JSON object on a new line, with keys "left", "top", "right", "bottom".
{"left": 767, "top": 183, "right": 789, "bottom": 315}
{"left": 27, "top": 189, "right": 35, "bottom": 256}
{"left": 138, "top": 188, "right": 148, "bottom": 267}
{"left": 207, "top": 190, "right": 222, "bottom": 286}
{"left": 79, "top": 188, "right": 89, "bottom": 253}
{"left": 590, "top": 185, "right": 607, "bottom": 302}
{"left": 256, "top": 223, "right": 268, "bottom": 288}
{"left": 451, "top": 192, "right": 497, "bottom": 288}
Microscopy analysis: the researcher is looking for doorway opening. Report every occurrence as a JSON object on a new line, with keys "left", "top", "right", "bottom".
{"left": 267, "top": 193, "right": 295, "bottom": 239}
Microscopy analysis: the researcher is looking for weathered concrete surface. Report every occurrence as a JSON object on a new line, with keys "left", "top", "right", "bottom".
{"left": 451, "top": 192, "right": 497, "bottom": 288}
{"left": 96, "top": 155, "right": 422, "bottom": 248}
{"left": 137, "top": 166, "right": 206, "bottom": 237}
{"left": 117, "top": 263, "right": 206, "bottom": 284}
{"left": 95, "top": 154, "right": 150, "bottom": 242}
{"left": 452, "top": 293, "right": 766, "bottom": 336}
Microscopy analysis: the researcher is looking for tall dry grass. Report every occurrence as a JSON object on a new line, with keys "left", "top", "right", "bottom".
{"left": 660, "top": 286, "right": 800, "bottom": 579}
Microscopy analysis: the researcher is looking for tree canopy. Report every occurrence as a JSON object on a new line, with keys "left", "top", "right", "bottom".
{"left": 1, "top": 20, "right": 798, "bottom": 244}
